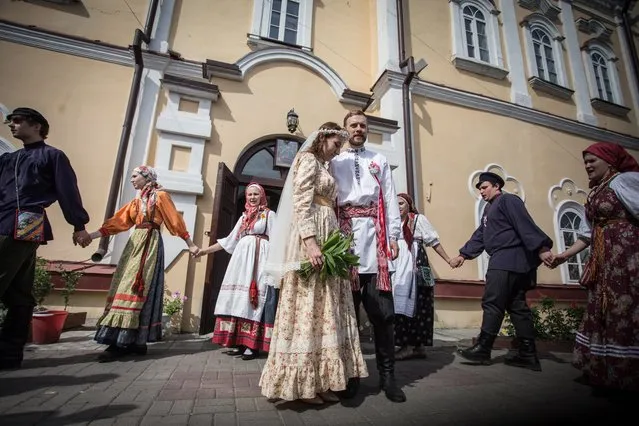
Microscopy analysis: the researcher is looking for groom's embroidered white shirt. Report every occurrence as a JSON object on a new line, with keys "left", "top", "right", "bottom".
{"left": 331, "top": 147, "right": 401, "bottom": 274}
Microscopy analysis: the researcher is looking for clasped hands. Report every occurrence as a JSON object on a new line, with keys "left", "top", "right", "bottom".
{"left": 72, "top": 230, "right": 201, "bottom": 258}
{"left": 72, "top": 230, "right": 92, "bottom": 248}
{"left": 447, "top": 248, "right": 565, "bottom": 270}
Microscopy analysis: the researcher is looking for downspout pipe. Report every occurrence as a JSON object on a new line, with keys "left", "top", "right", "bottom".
{"left": 622, "top": 0, "right": 639, "bottom": 96}
{"left": 396, "top": 0, "right": 416, "bottom": 197}
{"left": 92, "top": 0, "right": 160, "bottom": 262}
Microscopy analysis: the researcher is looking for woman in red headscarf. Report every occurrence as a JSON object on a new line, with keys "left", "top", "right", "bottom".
{"left": 197, "top": 183, "right": 276, "bottom": 360}
{"left": 553, "top": 142, "right": 639, "bottom": 394}
{"left": 392, "top": 193, "right": 453, "bottom": 360}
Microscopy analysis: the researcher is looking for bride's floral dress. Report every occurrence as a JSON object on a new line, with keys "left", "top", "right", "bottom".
{"left": 259, "top": 152, "right": 368, "bottom": 400}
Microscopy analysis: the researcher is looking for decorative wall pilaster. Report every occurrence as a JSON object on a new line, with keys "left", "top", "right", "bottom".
{"left": 558, "top": 0, "right": 598, "bottom": 125}
{"left": 152, "top": 75, "right": 219, "bottom": 267}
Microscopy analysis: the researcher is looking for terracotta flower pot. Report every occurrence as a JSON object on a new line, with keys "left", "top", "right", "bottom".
{"left": 32, "top": 310, "right": 69, "bottom": 344}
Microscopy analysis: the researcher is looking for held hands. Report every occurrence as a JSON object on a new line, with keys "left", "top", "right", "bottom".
{"left": 549, "top": 252, "right": 569, "bottom": 269}
{"left": 188, "top": 245, "right": 200, "bottom": 258}
{"left": 304, "top": 237, "right": 323, "bottom": 269}
{"left": 538, "top": 248, "right": 555, "bottom": 268}
{"left": 72, "top": 230, "right": 92, "bottom": 248}
{"left": 449, "top": 255, "right": 465, "bottom": 269}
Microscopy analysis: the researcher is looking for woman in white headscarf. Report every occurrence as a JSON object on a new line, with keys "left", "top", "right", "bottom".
{"left": 259, "top": 122, "right": 368, "bottom": 405}
{"left": 87, "top": 166, "right": 199, "bottom": 361}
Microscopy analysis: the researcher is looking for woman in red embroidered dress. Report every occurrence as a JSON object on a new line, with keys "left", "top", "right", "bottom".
{"left": 554, "top": 142, "right": 639, "bottom": 394}
{"left": 197, "top": 183, "right": 276, "bottom": 360}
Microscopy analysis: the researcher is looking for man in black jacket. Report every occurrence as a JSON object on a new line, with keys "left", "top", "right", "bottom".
{"left": 450, "top": 172, "right": 554, "bottom": 371}
{"left": 0, "top": 107, "right": 90, "bottom": 370}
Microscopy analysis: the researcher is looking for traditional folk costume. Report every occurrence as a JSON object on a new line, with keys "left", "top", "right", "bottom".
{"left": 0, "top": 109, "right": 90, "bottom": 369}
{"left": 95, "top": 166, "right": 190, "bottom": 354}
{"left": 392, "top": 194, "right": 439, "bottom": 358}
{"left": 330, "top": 145, "right": 404, "bottom": 401}
{"left": 573, "top": 143, "right": 639, "bottom": 392}
{"left": 212, "top": 183, "right": 277, "bottom": 357}
{"left": 259, "top": 130, "right": 367, "bottom": 401}
{"left": 457, "top": 172, "right": 553, "bottom": 370}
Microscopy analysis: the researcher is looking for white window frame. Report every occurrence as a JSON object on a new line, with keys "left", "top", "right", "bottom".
{"left": 582, "top": 41, "right": 624, "bottom": 106}
{"left": 450, "top": 0, "right": 507, "bottom": 79}
{"left": 553, "top": 201, "right": 590, "bottom": 285}
{"left": 249, "top": 0, "right": 313, "bottom": 51}
{"left": 0, "top": 137, "right": 15, "bottom": 157}
{"left": 521, "top": 15, "right": 569, "bottom": 89}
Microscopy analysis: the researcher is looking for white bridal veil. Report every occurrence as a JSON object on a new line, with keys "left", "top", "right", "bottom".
{"left": 262, "top": 131, "right": 319, "bottom": 288}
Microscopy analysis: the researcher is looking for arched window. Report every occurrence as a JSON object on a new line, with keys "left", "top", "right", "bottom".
{"left": 463, "top": 5, "right": 490, "bottom": 63}
{"left": 531, "top": 28, "right": 558, "bottom": 84}
{"left": 556, "top": 202, "right": 590, "bottom": 284}
{"left": 521, "top": 15, "right": 571, "bottom": 97}
{"left": 591, "top": 52, "right": 613, "bottom": 101}
{"left": 582, "top": 42, "right": 626, "bottom": 112}
{"left": 241, "top": 147, "right": 282, "bottom": 180}
{"left": 450, "top": 0, "right": 507, "bottom": 79}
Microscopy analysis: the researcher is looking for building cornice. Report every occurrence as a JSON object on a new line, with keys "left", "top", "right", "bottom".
{"left": 373, "top": 70, "right": 639, "bottom": 149}
{"left": 0, "top": 20, "right": 204, "bottom": 80}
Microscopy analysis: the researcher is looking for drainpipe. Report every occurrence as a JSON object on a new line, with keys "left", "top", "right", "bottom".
{"left": 622, "top": 0, "right": 639, "bottom": 94}
{"left": 396, "top": 0, "right": 416, "bottom": 197}
{"left": 92, "top": 0, "right": 160, "bottom": 262}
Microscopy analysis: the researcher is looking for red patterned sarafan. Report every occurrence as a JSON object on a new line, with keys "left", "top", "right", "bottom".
{"left": 573, "top": 180, "right": 639, "bottom": 391}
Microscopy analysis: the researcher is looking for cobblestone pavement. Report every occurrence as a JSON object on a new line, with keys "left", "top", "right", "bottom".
{"left": 0, "top": 329, "right": 631, "bottom": 426}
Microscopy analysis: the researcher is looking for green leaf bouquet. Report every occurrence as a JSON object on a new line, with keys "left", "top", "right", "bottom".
{"left": 298, "top": 230, "right": 360, "bottom": 281}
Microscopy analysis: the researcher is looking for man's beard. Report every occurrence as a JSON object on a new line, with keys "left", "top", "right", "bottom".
{"left": 349, "top": 136, "right": 366, "bottom": 146}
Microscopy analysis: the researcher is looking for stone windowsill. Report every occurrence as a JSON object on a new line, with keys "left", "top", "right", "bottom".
{"left": 247, "top": 34, "right": 311, "bottom": 52}
{"left": 590, "top": 98, "right": 631, "bottom": 117}
{"left": 528, "top": 76, "right": 574, "bottom": 100}
{"left": 452, "top": 55, "right": 509, "bottom": 80}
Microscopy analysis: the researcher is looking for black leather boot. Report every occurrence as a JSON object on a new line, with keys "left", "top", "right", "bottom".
{"left": 375, "top": 323, "right": 406, "bottom": 403}
{"left": 457, "top": 331, "right": 495, "bottom": 365}
{"left": 0, "top": 306, "right": 33, "bottom": 370}
{"left": 504, "top": 338, "right": 541, "bottom": 372}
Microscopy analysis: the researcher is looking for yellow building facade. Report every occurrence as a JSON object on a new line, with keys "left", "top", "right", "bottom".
{"left": 1, "top": 0, "right": 638, "bottom": 332}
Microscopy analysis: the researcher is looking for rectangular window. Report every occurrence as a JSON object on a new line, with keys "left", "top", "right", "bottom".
{"left": 267, "top": 0, "right": 300, "bottom": 45}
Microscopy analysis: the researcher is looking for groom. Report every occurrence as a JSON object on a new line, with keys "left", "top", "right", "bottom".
{"left": 331, "top": 110, "right": 405, "bottom": 403}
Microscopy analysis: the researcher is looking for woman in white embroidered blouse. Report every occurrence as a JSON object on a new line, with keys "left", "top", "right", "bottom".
{"left": 392, "top": 193, "right": 452, "bottom": 361}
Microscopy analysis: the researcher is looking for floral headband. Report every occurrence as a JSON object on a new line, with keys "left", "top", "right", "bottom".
{"left": 319, "top": 128, "right": 349, "bottom": 139}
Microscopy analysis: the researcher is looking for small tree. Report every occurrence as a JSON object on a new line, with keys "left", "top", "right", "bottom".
{"left": 32, "top": 257, "right": 54, "bottom": 312}
{"left": 57, "top": 264, "right": 82, "bottom": 310}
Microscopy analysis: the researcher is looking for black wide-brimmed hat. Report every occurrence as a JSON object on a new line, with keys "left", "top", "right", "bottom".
{"left": 476, "top": 171, "right": 505, "bottom": 189}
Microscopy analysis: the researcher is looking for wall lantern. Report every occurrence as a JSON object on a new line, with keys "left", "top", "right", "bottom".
{"left": 286, "top": 108, "right": 299, "bottom": 133}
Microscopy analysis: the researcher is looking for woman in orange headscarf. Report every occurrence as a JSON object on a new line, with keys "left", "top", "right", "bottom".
{"left": 197, "top": 183, "right": 276, "bottom": 360}
{"left": 554, "top": 142, "right": 639, "bottom": 394}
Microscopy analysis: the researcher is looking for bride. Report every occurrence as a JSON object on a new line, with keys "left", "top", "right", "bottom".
{"left": 259, "top": 122, "right": 368, "bottom": 404}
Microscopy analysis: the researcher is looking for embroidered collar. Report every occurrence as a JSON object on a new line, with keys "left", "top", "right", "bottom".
{"left": 347, "top": 146, "right": 366, "bottom": 153}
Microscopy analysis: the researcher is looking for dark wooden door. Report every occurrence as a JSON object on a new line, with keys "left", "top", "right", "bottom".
{"left": 199, "top": 162, "right": 238, "bottom": 334}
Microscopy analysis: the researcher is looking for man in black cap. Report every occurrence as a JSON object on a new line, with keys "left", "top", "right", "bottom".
{"left": 449, "top": 171, "right": 554, "bottom": 371}
{"left": 0, "top": 107, "right": 90, "bottom": 369}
